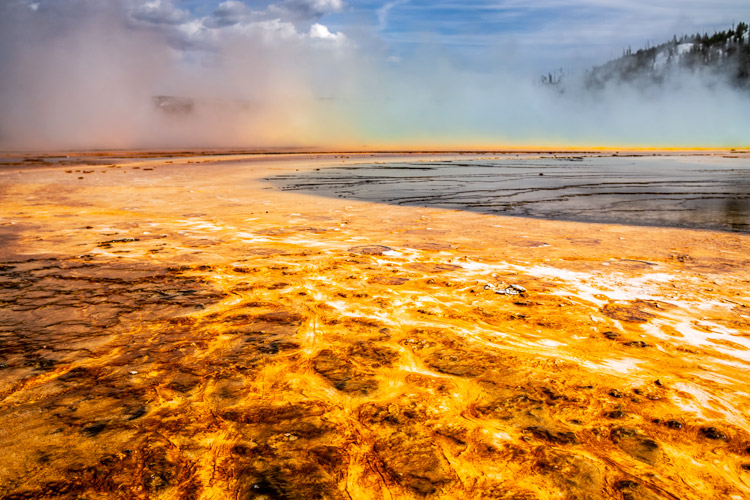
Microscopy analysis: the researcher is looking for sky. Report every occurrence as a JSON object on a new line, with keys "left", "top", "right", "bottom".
{"left": 129, "top": 0, "right": 750, "bottom": 71}
{"left": 1, "top": 0, "right": 750, "bottom": 149}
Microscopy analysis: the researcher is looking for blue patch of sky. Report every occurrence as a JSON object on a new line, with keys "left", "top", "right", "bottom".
{"left": 378, "top": 2, "right": 584, "bottom": 43}
{"left": 177, "top": 0, "right": 219, "bottom": 17}
{"left": 172, "top": 0, "right": 750, "bottom": 72}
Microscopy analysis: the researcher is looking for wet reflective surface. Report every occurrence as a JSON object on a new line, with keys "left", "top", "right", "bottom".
{"left": 272, "top": 155, "right": 750, "bottom": 232}
{"left": 1, "top": 151, "right": 750, "bottom": 499}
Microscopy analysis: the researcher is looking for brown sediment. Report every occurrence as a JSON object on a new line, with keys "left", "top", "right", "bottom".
{"left": 0, "top": 151, "right": 749, "bottom": 499}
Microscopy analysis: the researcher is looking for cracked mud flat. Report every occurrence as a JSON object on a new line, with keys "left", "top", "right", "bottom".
{"left": 1, "top": 151, "right": 750, "bottom": 499}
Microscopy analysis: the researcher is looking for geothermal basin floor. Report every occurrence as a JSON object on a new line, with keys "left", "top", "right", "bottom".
{"left": 0, "top": 151, "right": 749, "bottom": 499}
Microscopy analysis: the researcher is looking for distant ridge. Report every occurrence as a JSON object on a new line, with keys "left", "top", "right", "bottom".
{"left": 544, "top": 22, "right": 750, "bottom": 90}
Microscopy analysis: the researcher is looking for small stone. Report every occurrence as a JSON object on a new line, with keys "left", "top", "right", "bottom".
{"left": 700, "top": 427, "right": 727, "bottom": 440}
{"left": 666, "top": 420, "right": 683, "bottom": 430}
{"left": 609, "top": 389, "right": 623, "bottom": 398}
{"left": 607, "top": 410, "right": 626, "bottom": 419}
{"left": 625, "top": 340, "right": 649, "bottom": 348}
{"left": 615, "top": 479, "right": 639, "bottom": 490}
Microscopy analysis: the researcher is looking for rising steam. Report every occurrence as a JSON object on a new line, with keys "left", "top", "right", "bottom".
{"left": 1, "top": 0, "right": 749, "bottom": 150}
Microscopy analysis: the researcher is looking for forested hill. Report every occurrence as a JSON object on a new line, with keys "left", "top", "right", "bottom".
{"left": 544, "top": 22, "right": 750, "bottom": 90}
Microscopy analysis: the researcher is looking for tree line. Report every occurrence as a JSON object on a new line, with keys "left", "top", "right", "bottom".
{"left": 542, "top": 22, "right": 750, "bottom": 90}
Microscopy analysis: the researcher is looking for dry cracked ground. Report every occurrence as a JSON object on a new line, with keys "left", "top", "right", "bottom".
{"left": 1, "top": 151, "right": 749, "bottom": 500}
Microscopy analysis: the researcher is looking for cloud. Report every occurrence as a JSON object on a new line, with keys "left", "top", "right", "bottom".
{"left": 309, "top": 22, "right": 347, "bottom": 44}
{"left": 270, "top": 0, "right": 345, "bottom": 21}
{"left": 203, "top": 0, "right": 255, "bottom": 28}
{"left": 185, "top": 0, "right": 347, "bottom": 47}
{"left": 129, "top": 0, "right": 190, "bottom": 25}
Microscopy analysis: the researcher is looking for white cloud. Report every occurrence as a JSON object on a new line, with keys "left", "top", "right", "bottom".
{"left": 309, "top": 22, "right": 346, "bottom": 43}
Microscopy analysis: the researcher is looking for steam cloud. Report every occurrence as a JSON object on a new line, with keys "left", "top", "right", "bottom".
{"left": 1, "top": 0, "right": 748, "bottom": 150}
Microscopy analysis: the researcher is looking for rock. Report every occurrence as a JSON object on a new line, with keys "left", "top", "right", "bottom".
{"left": 615, "top": 479, "right": 639, "bottom": 490}
{"left": 624, "top": 340, "right": 649, "bottom": 348}
{"left": 485, "top": 283, "right": 527, "bottom": 295}
{"left": 24, "top": 357, "right": 56, "bottom": 371}
{"left": 699, "top": 427, "right": 727, "bottom": 440}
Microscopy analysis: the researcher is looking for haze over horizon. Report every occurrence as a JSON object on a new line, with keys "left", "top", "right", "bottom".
{"left": 1, "top": 0, "right": 750, "bottom": 150}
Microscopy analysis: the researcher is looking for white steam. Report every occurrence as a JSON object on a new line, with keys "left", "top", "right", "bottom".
{"left": 0, "top": 0, "right": 748, "bottom": 150}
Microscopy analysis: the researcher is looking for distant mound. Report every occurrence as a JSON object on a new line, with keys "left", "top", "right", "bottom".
{"left": 152, "top": 96, "right": 256, "bottom": 116}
